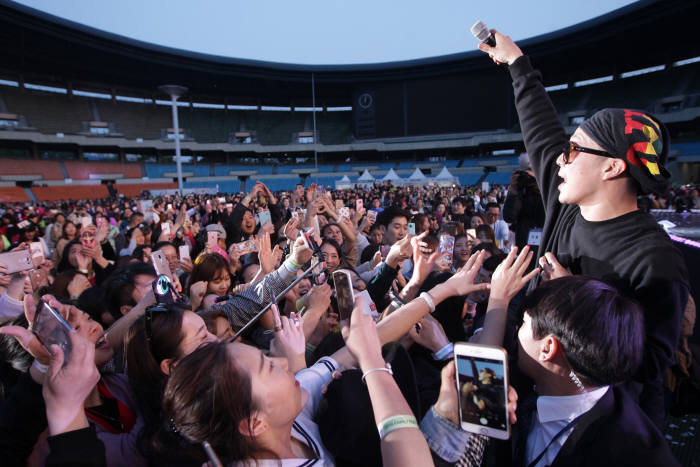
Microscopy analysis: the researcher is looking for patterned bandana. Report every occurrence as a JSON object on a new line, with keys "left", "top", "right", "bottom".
{"left": 580, "top": 108, "right": 670, "bottom": 194}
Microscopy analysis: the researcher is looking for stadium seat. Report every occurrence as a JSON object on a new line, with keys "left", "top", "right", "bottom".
{"left": 32, "top": 185, "right": 109, "bottom": 201}
{"left": 0, "top": 187, "right": 30, "bottom": 203}
{"left": 64, "top": 161, "right": 142, "bottom": 180}
{"left": 0, "top": 159, "right": 63, "bottom": 180}
{"left": 114, "top": 183, "right": 178, "bottom": 197}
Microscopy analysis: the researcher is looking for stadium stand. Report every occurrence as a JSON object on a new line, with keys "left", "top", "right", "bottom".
{"left": 0, "top": 159, "right": 63, "bottom": 180}
{"left": 96, "top": 100, "right": 170, "bottom": 140}
{"left": 144, "top": 164, "right": 209, "bottom": 179}
{"left": 64, "top": 161, "right": 142, "bottom": 180}
{"left": 1, "top": 87, "right": 89, "bottom": 135}
{"left": 0, "top": 186, "right": 30, "bottom": 203}
{"left": 32, "top": 184, "right": 109, "bottom": 201}
{"left": 114, "top": 182, "right": 177, "bottom": 197}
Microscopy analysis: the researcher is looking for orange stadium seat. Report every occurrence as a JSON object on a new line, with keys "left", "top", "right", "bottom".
{"left": 64, "top": 161, "right": 142, "bottom": 180}
{"left": 0, "top": 160, "right": 64, "bottom": 180}
{"left": 0, "top": 187, "right": 30, "bottom": 203}
{"left": 32, "top": 185, "right": 109, "bottom": 201}
{"left": 114, "top": 182, "right": 177, "bottom": 197}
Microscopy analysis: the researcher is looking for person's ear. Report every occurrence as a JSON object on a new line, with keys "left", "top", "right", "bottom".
{"left": 539, "top": 335, "right": 560, "bottom": 362}
{"left": 238, "top": 413, "right": 268, "bottom": 438}
{"left": 119, "top": 304, "right": 132, "bottom": 316}
{"left": 602, "top": 158, "right": 627, "bottom": 180}
{"left": 160, "top": 358, "right": 175, "bottom": 376}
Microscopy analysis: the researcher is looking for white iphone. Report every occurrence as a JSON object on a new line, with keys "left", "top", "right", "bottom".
{"left": 454, "top": 342, "right": 510, "bottom": 440}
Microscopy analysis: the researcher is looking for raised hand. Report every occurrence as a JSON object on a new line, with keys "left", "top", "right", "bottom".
{"left": 442, "top": 250, "right": 490, "bottom": 297}
{"left": 269, "top": 304, "right": 306, "bottom": 373}
{"left": 43, "top": 331, "right": 100, "bottom": 435}
{"left": 490, "top": 246, "right": 541, "bottom": 303}
{"left": 408, "top": 314, "right": 449, "bottom": 354}
{"left": 344, "top": 295, "right": 383, "bottom": 369}
{"left": 476, "top": 29, "right": 524, "bottom": 66}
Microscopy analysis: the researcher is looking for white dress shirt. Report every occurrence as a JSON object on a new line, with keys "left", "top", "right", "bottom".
{"left": 525, "top": 386, "right": 609, "bottom": 467}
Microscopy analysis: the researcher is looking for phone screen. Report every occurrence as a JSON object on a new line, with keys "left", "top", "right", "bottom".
{"left": 380, "top": 245, "right": 391, "bottom": 260}
{"left": 407, "top": 223, "right": 416, "bottom": 235}
{"left": 439, "top": 234, "right": 455, "bottom": 266}
{"left": 356, "top": 199, "right": 363, "bottom": 212}
{"left": 259, "top": 210, "right": 272, "bottom": 227}
{"left": 32, "top": 302, "right": 73, "bottom": 366}
{"left": 179, "top": 245, "right": 190, "bottom": 261}
{"left": 333, "top": 270, "right": 354, "bottom": 321}
{"left": 456, "top": 354, "right": 508, "bottom": 433}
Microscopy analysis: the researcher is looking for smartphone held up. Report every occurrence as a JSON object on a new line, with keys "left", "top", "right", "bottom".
{"left": 32, "top": 301, "right": 74, "bottom": 366}
{"left": 454, "top": 342, "right": 510, "bottom": 439}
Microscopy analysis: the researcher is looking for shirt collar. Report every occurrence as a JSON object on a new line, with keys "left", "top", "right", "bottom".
{"left": 536, "top": 386, "right": 609, "bottom": 424}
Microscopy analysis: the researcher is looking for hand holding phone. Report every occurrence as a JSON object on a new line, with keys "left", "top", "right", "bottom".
{"left": 0, "top": 249, "right": 33, "bottom": 274}
{"left": 207, "top": 231, "right": 219, "bottom": 249}
{"left": 32, "top": 302, "right": 74, "bottom": 367}
{"left": 258, "top": 209, "right": 272, "bottom": 228}
{"left": 332, "top": 270, "right": 355, "bottom": 322}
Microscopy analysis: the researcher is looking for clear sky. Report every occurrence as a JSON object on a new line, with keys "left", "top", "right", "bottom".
{"left": 15, "top": 0, "right": 637, "bottom": 65}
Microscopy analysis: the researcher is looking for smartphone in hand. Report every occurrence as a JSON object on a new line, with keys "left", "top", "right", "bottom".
{"left": 32, "top": 301, "right": 73, "bottom": 366}
{"left": 0, "top": 249, "right": 33, "bottom": 274}
{"left": 332, "top": 270, "right": 355, "bottom": 322}
{"left": 454, "top": 342, "right": 510, "bottom": 440}
{"left": 259, "top": 209, "right": 272, "bottom": 227}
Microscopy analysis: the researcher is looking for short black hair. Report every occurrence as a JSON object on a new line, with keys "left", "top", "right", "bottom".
{"left": 522, "top": 276, "right": 644, "bottom": 387}
{"left": 104, "top": 263, "right": 157, "bottom": 321}
{"left": 375, "top": 206, "right": 410, "bottom": 228}
{"left": 452, "top": 197, "right": 468, "bottom": 207}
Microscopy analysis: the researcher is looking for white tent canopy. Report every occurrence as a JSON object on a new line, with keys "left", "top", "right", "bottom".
{"left": 406, "top": 167, "right": 428, "bottom": 185}
{"left": 381, "top": 168, "right": 403, "bottom": 183}
{"left": 432, "top": 166, "right": 459, "bottom": 186}
{"left": 357, "top": 169, "right": 376, "bottom": 182}
{"left": 334, "top": 175, "right": 352, "bottom": 190}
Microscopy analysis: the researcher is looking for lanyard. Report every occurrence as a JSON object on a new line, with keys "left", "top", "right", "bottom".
{"left": 526, "top": 413, "right": 584, "bottom": 467}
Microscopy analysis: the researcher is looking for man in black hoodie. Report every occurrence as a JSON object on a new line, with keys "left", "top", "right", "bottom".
{"left": 478, "top": 30, "right": 689, "bottom": 429}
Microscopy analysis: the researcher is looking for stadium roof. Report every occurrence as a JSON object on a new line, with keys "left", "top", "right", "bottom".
{"left": 0, "top": 0, "right": 698, "bottom": 105}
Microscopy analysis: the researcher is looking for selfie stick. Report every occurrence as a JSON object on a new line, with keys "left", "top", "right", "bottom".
{"left": 230, "top": 259, "right": 326, "bottom": 342}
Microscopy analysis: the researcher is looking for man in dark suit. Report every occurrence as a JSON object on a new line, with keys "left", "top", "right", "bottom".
{"left": 508, "top": 277, "right": 678, "bottom": 467}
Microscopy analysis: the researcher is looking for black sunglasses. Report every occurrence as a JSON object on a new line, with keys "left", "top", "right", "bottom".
{"left": 562, "top": 142, "right": 614, "bottom": 164}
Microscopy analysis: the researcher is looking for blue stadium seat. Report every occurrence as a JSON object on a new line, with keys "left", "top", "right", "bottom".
{"left": 145, "top": 164, "right": 209, "bottom": 178}
{"left": 458, "top": 174, "right": 482, "bottom": 186}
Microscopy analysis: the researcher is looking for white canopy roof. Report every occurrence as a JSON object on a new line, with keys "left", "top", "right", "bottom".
{"left": 433, "top": 166, "right": 457, "bottom": 180}
{"left": 407, "top": 167, "right": 428, "bottom": 181}
{"left": 357, "top": 169, "right": 376, "bottom": 181}
{"left": 381, "top": 168, "right": 402, "bottom": 182}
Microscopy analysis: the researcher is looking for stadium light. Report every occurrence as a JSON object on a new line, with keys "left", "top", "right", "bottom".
{"left": 158, "top": 84, "right": 188, "bottom": 195}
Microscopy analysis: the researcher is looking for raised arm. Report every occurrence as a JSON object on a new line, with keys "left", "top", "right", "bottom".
{"left": 478, "top": 30, "right": 568, "bottom": 208}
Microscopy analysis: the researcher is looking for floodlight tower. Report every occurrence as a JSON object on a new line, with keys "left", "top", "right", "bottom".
{"left": 158, "top": 85, "right": 188, "bottom": 195}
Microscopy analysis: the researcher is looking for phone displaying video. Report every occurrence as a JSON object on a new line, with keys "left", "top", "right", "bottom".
{"left": 407, "top": 222, "right": 416, "bottom": 235}
{"left": 454, "top": 343, "right": 510, "bottom": 439}
{"left": 332, "top": 270, "right": 355, "bottom": 322}
{"left": 439, "top": 234, "right": 455, "bottom": 267}
{"left": 32, "top": 302, "right": 73, "bottom": 366}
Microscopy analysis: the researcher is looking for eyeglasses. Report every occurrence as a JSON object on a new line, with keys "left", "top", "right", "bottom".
{"left": 561, "top": 142, "right": 614, "bottom": 164}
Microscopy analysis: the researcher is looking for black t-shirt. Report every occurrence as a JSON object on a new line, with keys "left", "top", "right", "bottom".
{"left": 510, "top": 56, "right": 689, "bottom": 382}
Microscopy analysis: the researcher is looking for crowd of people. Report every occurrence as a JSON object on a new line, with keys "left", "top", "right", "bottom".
{"left": 0, "top": 30, "right": 695, "bottom": 467}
